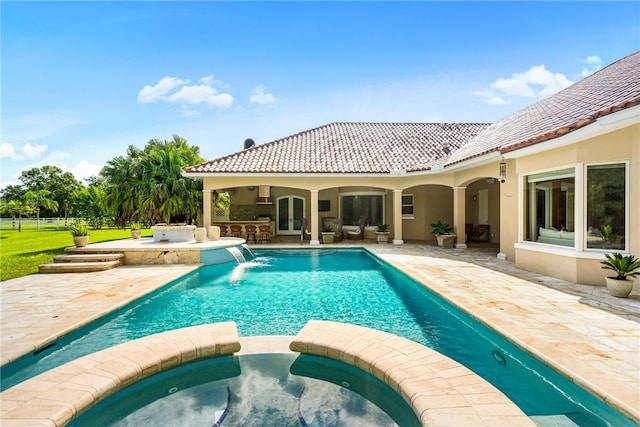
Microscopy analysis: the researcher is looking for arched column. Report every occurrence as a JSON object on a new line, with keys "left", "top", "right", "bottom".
{"left": 202, "top": 190, "right": 212, "bottom": 228}
{"left": 392, "top": 190, "right": 404, "bottom": 245}
{"left": 310, "top": 189, "right": 320, "bottom": 245}
{"left": 453, "top": 187, "right": 467, "bottom": 249}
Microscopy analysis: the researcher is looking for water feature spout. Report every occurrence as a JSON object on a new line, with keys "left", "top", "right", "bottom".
{"left": 242, "top": 244, "right": 256, "bottom": 260}
{"left": 226, "top": 246, "right": 246, "bottom": 264}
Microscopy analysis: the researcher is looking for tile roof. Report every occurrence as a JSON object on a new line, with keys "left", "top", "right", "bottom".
{"left": 184, "top": 122, "right": 490, "bottom": 174}
{"left": 445, "top": 50, "right": 640, "bottom": 166}
{"left": 185, "top": 51, "right": 639, "bottom": 176}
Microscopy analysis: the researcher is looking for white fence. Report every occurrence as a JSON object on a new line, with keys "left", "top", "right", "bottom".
{"left": 0, "top": 217, "right": 80, "bottom": 230}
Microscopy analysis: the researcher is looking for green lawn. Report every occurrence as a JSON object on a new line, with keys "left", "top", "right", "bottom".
{"left": 0, "top": 228, "right": 152, "bottom": 281}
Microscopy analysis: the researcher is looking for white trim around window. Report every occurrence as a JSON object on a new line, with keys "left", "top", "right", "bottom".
{"left": 401, "top": 194, "right": 414, "bottom": 219}
{"left": 519, "top": 161, "right": 630, "bottom": 253}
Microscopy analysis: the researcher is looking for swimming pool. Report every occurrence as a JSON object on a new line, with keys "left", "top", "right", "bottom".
{"left": 1, "top": 248, "right": 634, "bottom": 426}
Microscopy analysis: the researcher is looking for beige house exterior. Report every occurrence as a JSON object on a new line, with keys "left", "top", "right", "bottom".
{"left": 185, "top": 51, "right": 640, "bottom": 288}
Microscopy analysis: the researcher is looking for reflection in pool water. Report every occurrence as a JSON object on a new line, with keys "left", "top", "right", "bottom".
{"left": 70, "top": 354, "right": 421, "bottom": 427}
{"left": 3, "top": 249, "right": 635, "bottom": 426}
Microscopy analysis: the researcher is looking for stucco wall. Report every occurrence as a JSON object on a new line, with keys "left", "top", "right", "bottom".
{"left": 513, "top": 124, "right": 639, "bottom": 286}
{"left": 404, "top": 185, "right": 453, "bottom": 241}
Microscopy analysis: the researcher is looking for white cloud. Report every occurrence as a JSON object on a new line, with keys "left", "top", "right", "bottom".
{"left": 137, "top": 75, "right": 233, "bottom": 112}
{"left": 70, "top": 159, "right": 103, "bottom": 181}
{"left": 472, "top": 89, "right": 508, "bottom": 106}
{"left": 475, "top": 64, "right": 574, "bottom": 105}
{"left": 137, "top": 76, "right": 185, "bottom": 104}
{"left": 167, "top": 85, "right": 233, "bottom": 108}
{"left": 181, "top": 105, "right": 202, "bottom": 118}
{"left": 249, "top": 85, "right": 276, "bottom": 105}
{"left": 580, "top": 55, "right": 602, "bottom": 77}
{"left": 0, "top": 142, "right": 48, "bottom": 160}
{"left": 1, "top": 143, "right": 21, "bottom": 160}
{"left": 22, "top": 142, "right": 48, "bottom": 159}
{"left": 199, "top": 75, "right": 224, "bottom": 86}
{"left": 41, "top": 150, "right": 71, "bottom": 165}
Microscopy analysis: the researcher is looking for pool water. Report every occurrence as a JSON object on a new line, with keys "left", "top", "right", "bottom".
{"left": 70, "top": 354, "right": 421, "bottom": 427}
{"left": 2, "top": 248, "right": 634, "bottom": 426}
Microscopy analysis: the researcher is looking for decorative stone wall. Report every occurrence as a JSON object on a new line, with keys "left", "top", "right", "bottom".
{"left": 229, "top": 204, "right": 275, "bottom": 221}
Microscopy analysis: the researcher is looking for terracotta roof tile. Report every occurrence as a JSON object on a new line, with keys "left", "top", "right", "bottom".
{"left": 445, "top": 51, "right": 640, "bottom": 166}
{"left": 184, "top": 122, "right": 490, "bottom": 174}
{"left": 185, "top": 52, "right": 639, "bottom": 176}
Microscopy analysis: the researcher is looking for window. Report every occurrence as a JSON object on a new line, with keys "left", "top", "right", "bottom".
{"left": 402, "top": 194, "right": 414, "bottom": 218}
{"left": 586, "top": 163, "right": 626, "bottom": 250}
{"left": 523, "top": 163, "right": 628, "bottom": 251}
{"left": 340, "top": 193, "right": 384, "bottom": 226}
{"left": 524, "top": 168, "right": 575, "bottom": 247}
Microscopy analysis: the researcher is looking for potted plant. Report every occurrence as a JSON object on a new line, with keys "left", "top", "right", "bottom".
{"left": 375, "top": 223, "right": 390, "bottom": 243}
{"left": 69, "top": 222, "right": 89, "bottom": 247}
{"left": 600, "top": 252, "right": 640, "bottom": 298}
{"left": 321, "top": 224, "right": 335, "bottom": 244}
{"left": 431, "top": 220, "right": 456, "bottom": 249}
{"left": 130, "top": 222, "right": 143, "bottom": 239}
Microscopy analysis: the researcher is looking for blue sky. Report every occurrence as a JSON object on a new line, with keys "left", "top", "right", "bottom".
{"left": 2, "top": 1, "right": 639, "bottom": 188}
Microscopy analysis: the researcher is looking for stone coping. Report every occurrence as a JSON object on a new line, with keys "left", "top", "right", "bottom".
{"left": 65, "top": 237, "right": 246, "bottom": 252}
{"left": 290, "top": 320, "right": 534, "bottom": 427}
{"left": 0, "top": 322, "right": 241, "bottom": 427}
{"left": 1, "top": 321, "right": 534, "bottom": 427}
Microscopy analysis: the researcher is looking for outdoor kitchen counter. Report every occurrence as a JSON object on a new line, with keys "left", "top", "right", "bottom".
{"left": 213, "top": 220, "right": 276, "bottom": 236}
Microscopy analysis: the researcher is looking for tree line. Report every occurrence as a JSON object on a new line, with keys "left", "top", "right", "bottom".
{"left": 0, "top": 135, "right": 229, "bottom": 231}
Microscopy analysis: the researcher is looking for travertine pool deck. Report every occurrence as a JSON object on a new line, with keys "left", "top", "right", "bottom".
{"left": 1, "top": 240, "right": 638, "bottom": 425}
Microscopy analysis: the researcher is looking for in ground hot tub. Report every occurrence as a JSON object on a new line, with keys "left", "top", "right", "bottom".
{"left": 69, "top": 353, "right": 419, "bottom": 427}
{"left": 151, "top": 224, "right": 196, "bottom": 242}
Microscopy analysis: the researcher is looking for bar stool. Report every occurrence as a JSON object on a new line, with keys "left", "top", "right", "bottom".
{"left": 258, "top": 224, "right": 271, "bottom": 243}
{"left": 244, "top": 224, "right": 257, "bottom": 243}
{"left": 229, "top": 225, "right": 243, "bottom": 238}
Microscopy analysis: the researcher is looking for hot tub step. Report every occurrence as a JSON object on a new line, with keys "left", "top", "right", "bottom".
{"left": 39, "top": 260, "right": 121, "bottom": 274}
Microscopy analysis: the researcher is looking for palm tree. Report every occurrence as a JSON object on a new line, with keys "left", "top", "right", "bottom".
{"left": 24, "top": 189, "right": 59, "bottom": 229}
{"left": 1, "top": 199, "right": 32, "bottom": 232}
{"left": 101, "top": 136, "right": 204, "bottom": 226}
{"left": 101, "top": 146, "right": 144, "bottom": 226}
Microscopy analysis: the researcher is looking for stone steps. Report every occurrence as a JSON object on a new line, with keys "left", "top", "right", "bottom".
{"left": 53, "top": 253, "right": 124, "bottom": 263}
{"left": 38, "top": 252, "right": 124, "bottom": 274}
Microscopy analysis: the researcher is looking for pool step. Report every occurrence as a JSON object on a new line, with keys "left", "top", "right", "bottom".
{"left": 39, "top": 253, "right": 124, "bottom": 274}
{"left": 529, "top": 414, "right": 580, "bottom": 426}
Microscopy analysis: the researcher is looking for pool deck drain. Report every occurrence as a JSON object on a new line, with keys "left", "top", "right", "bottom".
{"left": 0, "top": 241, "right": 638, "bottom": 425}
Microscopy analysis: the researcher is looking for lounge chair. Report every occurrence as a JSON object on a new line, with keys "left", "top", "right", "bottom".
{"left": 300, "top": 218, "right": 312, "bottom": 241}
{"left": 347, "top": 217, "right": 367, "bottom": 240}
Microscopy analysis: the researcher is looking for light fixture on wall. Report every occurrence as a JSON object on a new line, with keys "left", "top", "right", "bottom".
{"left": 473, "top": 195, "right": 478, "bottom": 202}
{"left": 499, "top": 162, "right": 507, "bottom": 178}
{"left": 247, "top": 186, "right": 256, "bottom": 191}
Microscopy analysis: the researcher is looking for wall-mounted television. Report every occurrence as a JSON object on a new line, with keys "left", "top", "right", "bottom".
{"left": 318, "top": 200, "right": 330, "bottom": 212}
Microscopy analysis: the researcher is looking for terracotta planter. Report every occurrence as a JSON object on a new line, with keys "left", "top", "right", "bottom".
{"left": 605, "top": 277, "right": 634, "bottom": 298}
{"left": 73, "top": 236, "right": 88, "bottom": 247}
